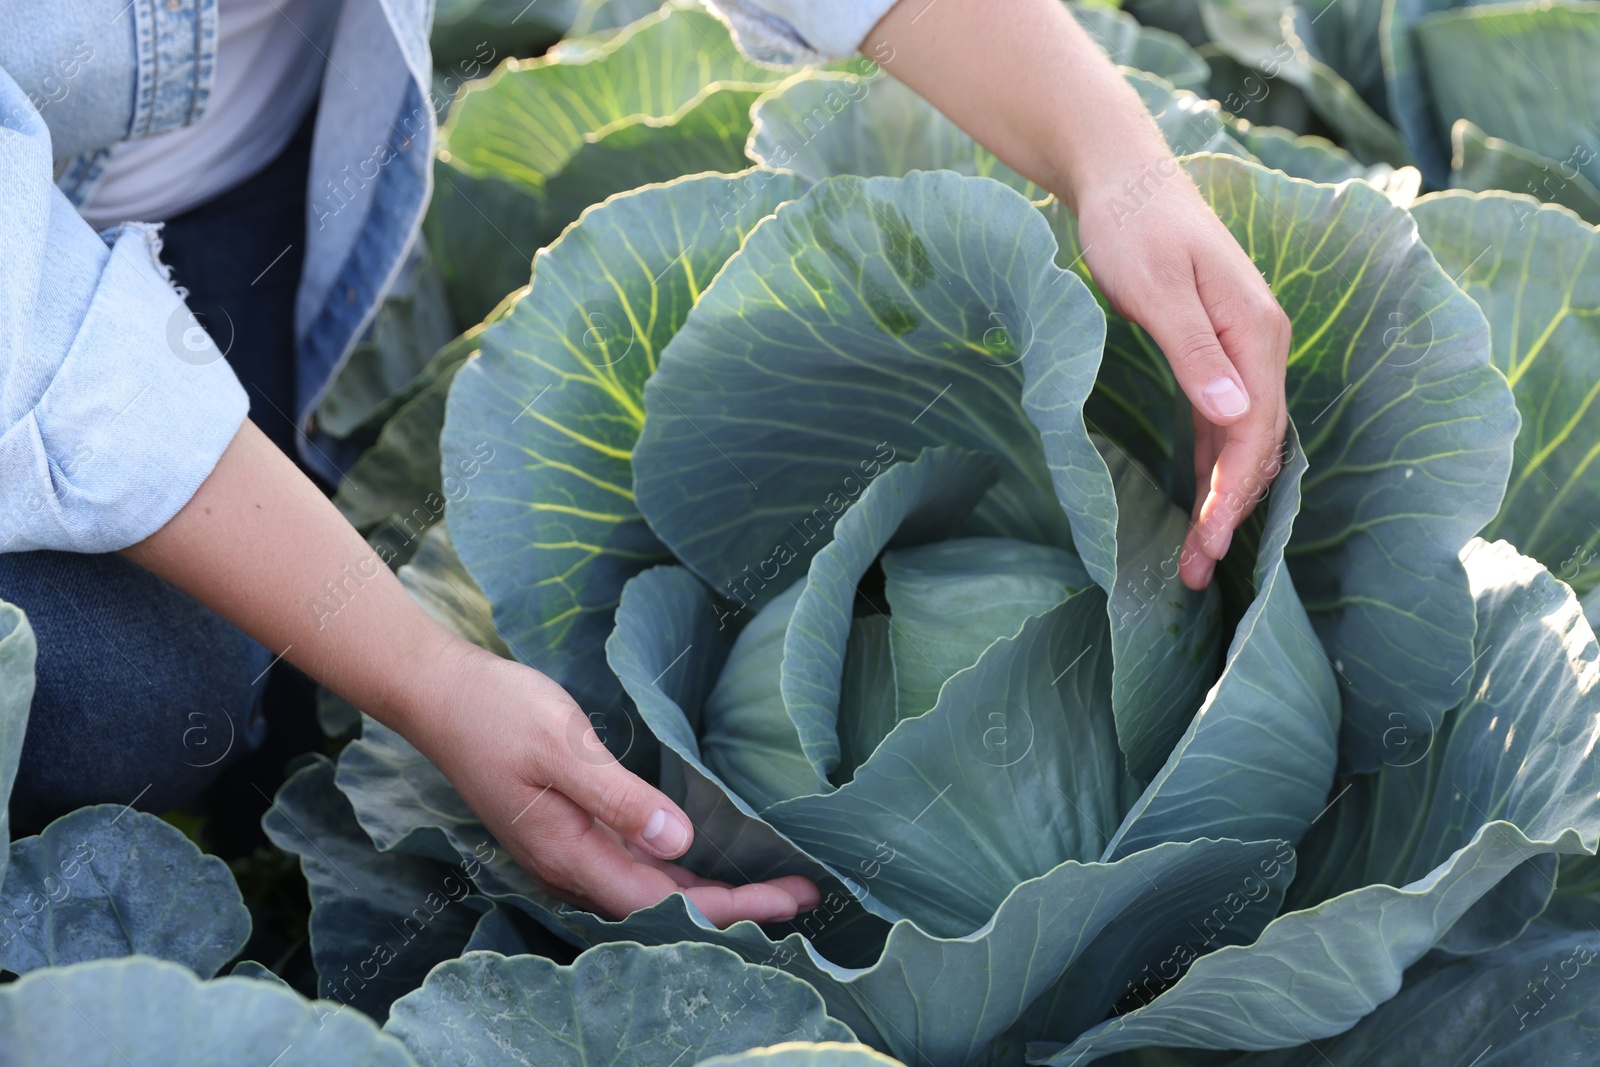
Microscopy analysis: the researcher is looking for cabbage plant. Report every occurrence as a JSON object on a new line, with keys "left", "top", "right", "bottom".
{"left": 4, "top": 4, "right": 1600, "bottom": 1063}
{"left": 252, "top": 137, "right": 1583, "bottom": 1061}
{"left": 1191, "top": 0, "right": 1600, "bottom": 215}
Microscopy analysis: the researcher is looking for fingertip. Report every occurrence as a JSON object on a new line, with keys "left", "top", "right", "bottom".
{"left": 773, "top": 875, "right": 822, "bottom": 911}
{"left": 1208, "top": 523, "right": 1234, "bottom": 562}
{"left": 1180, "top": 557, "right": 1213, "bottom": 591}
{"left": 1179, "top": 534, "right": 1216, "bottom": 590}
{"left": 688, "top": 884, "right": 801, "bottom": 929}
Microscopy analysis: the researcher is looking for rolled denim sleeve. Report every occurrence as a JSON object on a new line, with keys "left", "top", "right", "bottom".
{"left": 0, "top": 0, "right": 216, "bottom": 160}
{"left": 0, "top": 67, "right": 246, "bottom": 555}
{"left": 705, "top": 0, "right": 899, "bottom": 63}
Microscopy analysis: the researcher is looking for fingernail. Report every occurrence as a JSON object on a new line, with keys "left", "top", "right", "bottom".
{"left": 1212, "top": 526, "right": 1233, "bottom": 560}
{"left": 642, "top": 808, "right": 690, "bottom": 855}
{"left": 1202, "top": 377, "right": 1249, "bottom": 419}
{"left": 1198, "top": 556, "right": 1216, "bottom": 588}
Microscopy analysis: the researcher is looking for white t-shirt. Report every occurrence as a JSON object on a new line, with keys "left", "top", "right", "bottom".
{"left": 77, "top": 0, "right": 336, "bottom": 229}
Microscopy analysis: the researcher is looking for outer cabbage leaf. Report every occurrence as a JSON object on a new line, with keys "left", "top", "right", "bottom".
{"left": 1191, "top": 0, "right": 1299, "bottom": 72}
{"left": 395, "top": 525, "right": 512, "bottom": 657}
{"left": 434, "top": 3, "right": 794, "bottom": 318}
{"left": 1412, "top": 192, "right": 1600, "bottom": 598}
{"left": 424, "top": 158, "right": 542, "bottom": 328}
{"left": 1201, "top": 46, "right": 1318, "bottom": 131}
{"left": 0, "top": 600, "right": 33, "bottom": 890}
{"left": 1381, "top": 0, "right": 1483, "bottom": 188}
{"left": 1414, "top": 0, "right": 1600, "bottom": 192}
{"left": 335, "top": 713, "right": 497, "bottom": 866}
{"left": 230, "top": 959, "right": 292, "bottom": 988}
{"left": 335, "top": 287, "right": 521, "bottom": 539}
{"left": 441, "top": 3, "right": 784, "bottom": 194}
{"left": 747, "top": 72, "right": 1040, "bottom": 196}
{"left": 696, "top": 1045, "right": 906, "bottom": 1067}
{"left": 463, "top": 828, "right": 1296, "bottom": 1066}
{"left": 1072, "top": 3, "right": 1213, "bottom": 90}
{"left": 384, "top": 945, "right": 854, "bottom": 1066}
{"left": 431, "top": 0, "right": 577, "bottom": 66}
{"left": 631, "top": 170, "right": 1216, "bottom": 779}
{"left": 1541, "top": 852, "right": 1600, "bottom": 930}
{"left": 460, "top": 904, "right": 528, "bottom": 954}
{"left": 0, "top": 806, "right": 249, "bottom": 978}
{"left": 1283, "top": 4, "right": 1408, "bottom": 166}
{"left": 0, "top": 957, "right": 418, "bottom": 1066}
{"left": 1122, "top": 70, "right": 1252, "bottom": 158}
{"left": 534, "top": 84, "right": 778, "bottom": 245}
{"left": 443, "top": 170, "right": 809, "bottom": 729}
{"left": 316, "top": 250, "right": 457, "bottom": 442}
{"left": 570, "top": 0, "right": 672, "bottom": 37}
{"left": 1231, "top": 124, "right": 1364, "bottom": 182}
{"left": 750, "top": 73, "right": 1184, "bottom": 490}
{"left": 263, "top": 758, "right": 481, "bottom": 1021}
{"left": 458, "top": 901, "right": 575, "bottom": 958}
{"left": 747, "top": 65, "right": 1389, "bottom": 206}
{"left": 1048, "top": 539, "right": 1600, "bottom": 1061}
{"left": 1295, "top": 0, "right": 1390, "bottom": 119}
{"left": 1187, "top": 154, "right": 1513, "bottom": 769}
{"left": 1238, "top": 927, "right": 1600, "bottom": 1064}
{"left": 1121, "top": 72, "right": 1419, "bottom": 197}
{"left": 1450, "top": 119, "right": 1600, "bottom": 226}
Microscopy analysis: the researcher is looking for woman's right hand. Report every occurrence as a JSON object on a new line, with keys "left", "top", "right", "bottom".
{"left": 411, "top": 641, "right": 822, "bottom": 927}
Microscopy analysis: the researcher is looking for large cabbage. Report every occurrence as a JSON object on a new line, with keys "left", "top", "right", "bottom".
{"left": 271, "top": 138, "right": 1590, "bottom": 1060}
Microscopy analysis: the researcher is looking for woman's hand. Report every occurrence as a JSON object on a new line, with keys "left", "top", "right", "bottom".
{"left": 126, "top": 420, "right": 818, "bottom": 926}
{"left": 1074, "top": 170, "right": 1290, "bottom": 589}
{"left": 866, "top": 0, "right": 1291, "bottom": 588}
{"left": 410, "top": 642, "right": 820, "bottom": 925}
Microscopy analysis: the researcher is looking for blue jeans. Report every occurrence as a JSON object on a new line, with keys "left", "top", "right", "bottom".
{"left": 0, "top": 551, "right": 272, "bottom": 830}
{"left": 3, "top": 114, "right": 316, "bottom": 833}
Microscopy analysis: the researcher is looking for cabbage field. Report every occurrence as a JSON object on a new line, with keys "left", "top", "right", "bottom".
{"left": 3, "top": 0, "right": 1600, "bottom": 1063}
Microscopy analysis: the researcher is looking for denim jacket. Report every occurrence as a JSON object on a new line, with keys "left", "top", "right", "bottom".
{"left": 0, "top": 0, "right": 887, "bottom": 556}
{"left": 0, "top": 0, "right": 434, "bottom": 554}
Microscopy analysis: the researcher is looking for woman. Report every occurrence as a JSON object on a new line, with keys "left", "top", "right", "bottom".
{"left": 0, "top": 0, "right": 1288, "bottom": 927}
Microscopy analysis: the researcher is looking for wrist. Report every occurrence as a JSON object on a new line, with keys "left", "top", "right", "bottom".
{"left": 1045, "top": 56, "right": 1178, "bottom": 213}
{"left": 1074, "top": 152, "right": 1195, "bottom": 221}
{"left": 368, "top": 620, "right": 479, "bottom": 752}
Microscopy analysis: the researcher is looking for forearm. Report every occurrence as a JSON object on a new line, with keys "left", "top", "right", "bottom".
{"left": 120, "top": 419, "right": 465, "bottom": 742}
{"left": 863, "top": 0, "right": 1172, "bottom": 211}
